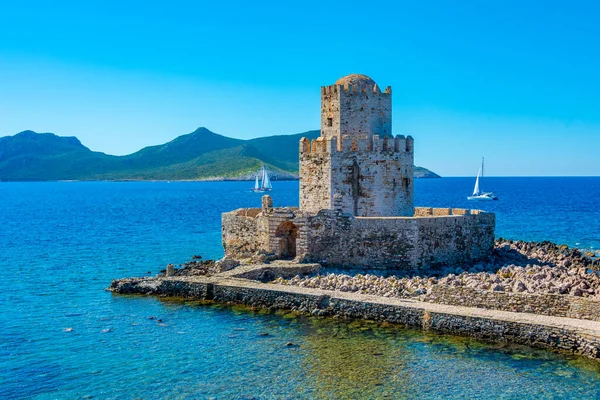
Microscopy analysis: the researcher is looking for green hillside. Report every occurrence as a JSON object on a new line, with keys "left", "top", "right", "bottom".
{"left": 0, "top": 128, "right": 440, "bottom": 181}
{"left": 247, "top": 130, "right": 320, "bottom": 172}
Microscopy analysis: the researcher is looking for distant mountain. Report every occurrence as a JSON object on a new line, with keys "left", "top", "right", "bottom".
{"left": 0, "top": 128, "right": 440, "bottom": 181}
{"left": 414, "top": 166, "right": 441, "bottom": 179}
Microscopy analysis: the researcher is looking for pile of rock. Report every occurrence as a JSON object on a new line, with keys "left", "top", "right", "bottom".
{"left": 273, "top": 239, "right": 600, "bottom": 299}
{"left": 436, "top": 264, "right": 599, "bottom": 297}
{"left": 273, "top": 273, "right": 432, "bottom": 298}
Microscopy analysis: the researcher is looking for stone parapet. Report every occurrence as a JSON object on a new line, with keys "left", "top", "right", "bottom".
{"left": 414, "top": 207, "right": 472, "bottom": 217}
{"left": 300, "top": 135, "right": 413, "bottom": 155}
{"left": 321, "top": 83, "right": 392, "bottom": 95}
{"left": 222, "top": 206, "right": 495, "bottom": 271}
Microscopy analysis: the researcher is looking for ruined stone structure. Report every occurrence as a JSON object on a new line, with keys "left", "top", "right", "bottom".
{"left": 222, "top": 74, "right": 495, "bottom": 271}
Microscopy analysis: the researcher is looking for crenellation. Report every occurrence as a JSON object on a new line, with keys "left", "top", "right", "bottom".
{"left": 433, "top": 208, "right": 451, "bottom": 216}
{"left": 297, "top": 135, "right": 415, "bottom": 155}
{"left": 299, "top": 137, "right": 310, "bottom": 154}
{"left": 326, "top": 136, "right": 337, "bottom": 153}
{"left": 372, "top": 135, "right": 382, "bottom": 151}
{"left": 451, "top": 208, "right": 470, "bottom": 216}
{"left": 261, "top": 195, "right": 273, "bottom": 210}
{"left": 406, "top": 135, "right": 414, "bottom": 152}
{"left": 394, "top": 135, "right": 405, "bottom": 152}
{"left": 310, "top": 138, "right": 322, "bottom": 153}
{"left": 357, "top": 136, "right": 370, "bottom": 151}
{"left": 322, "top": 83, "right": 391, "bottom": 97}
{"left": 341, "top": 135, "right": 353, "bottom": 151}
{"left": 414, "top": 207, "right": 433, "bottom": 217}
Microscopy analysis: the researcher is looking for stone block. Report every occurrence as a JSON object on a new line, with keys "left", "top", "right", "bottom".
{"left": 432, "top": 208, "right": 451, "bottom": 216}
{"left": 262, "top": 195, "right": 273, "bottom": 210}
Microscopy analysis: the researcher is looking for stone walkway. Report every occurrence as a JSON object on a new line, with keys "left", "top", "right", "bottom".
{"left": 164, "top": 262, "right": 600, "bottom": 336}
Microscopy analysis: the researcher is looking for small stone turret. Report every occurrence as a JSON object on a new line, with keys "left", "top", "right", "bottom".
{"left": 321, "top": 74, "right": 392, "bottom": 143}
{"left": 261, "top": 195, "right": 273, "bottom": 210}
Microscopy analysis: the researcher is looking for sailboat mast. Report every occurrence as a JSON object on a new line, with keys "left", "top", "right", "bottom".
{"left": 482, "top": 157, "right": 485, "bottom": 179}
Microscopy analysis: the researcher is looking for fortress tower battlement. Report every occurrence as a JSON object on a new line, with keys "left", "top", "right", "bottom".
{"left": 321, "top": 74, "right": 392, "bottom": 142}
{"left": 320, "top": 84, "right": 392, "bottom": 95}
{"left": 300, "top": 134, "right": 414, "bottom": 154}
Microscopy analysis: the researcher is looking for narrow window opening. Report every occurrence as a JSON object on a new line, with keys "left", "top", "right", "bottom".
{"left": 327, "top": 117, "right": 333, "bottom": 127}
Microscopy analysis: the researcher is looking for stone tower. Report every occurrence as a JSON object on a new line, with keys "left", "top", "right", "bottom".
{"left": 299, "top": 74, "right": 414, "bottom": 217}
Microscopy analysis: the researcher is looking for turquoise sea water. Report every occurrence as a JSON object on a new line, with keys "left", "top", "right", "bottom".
{"left": 1, "top": 178, "right": 600, "bottom": 399}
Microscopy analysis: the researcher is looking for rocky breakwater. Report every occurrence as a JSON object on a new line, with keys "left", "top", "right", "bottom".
{"left": 273, "top": 239, "right": 600, "bottom": 320}
{"left": 108, "top": 241, "right": 600, "bottom": 360}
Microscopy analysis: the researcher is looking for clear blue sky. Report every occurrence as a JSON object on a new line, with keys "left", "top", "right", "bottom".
{"left": 1, "top": 1, "right": 598, "bottom": 176}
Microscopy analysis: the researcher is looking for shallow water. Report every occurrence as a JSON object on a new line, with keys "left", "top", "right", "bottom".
{"left": 1, "top": 179, "right": 600, "bottom": 399}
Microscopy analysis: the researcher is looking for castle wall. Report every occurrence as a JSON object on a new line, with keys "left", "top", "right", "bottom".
{"left": 222, "top": 206, "right": 495, "bottom": 271}
{"left": 303, "top": 209, "right": 494, "bottom": 270}
{"left": 305, "top": 210, "right": 419, "bottom": 269}
{"left": 300, "top": 134, "right": 414, "bottom": 216}
{"left": 222, "top": 208, "right": 270, "bottom": 259}
{"left": 413, "top": 210, "right": 495, "bottom": 267}
{"left": 320, "top": 84, "right": 392, "bottom": 141}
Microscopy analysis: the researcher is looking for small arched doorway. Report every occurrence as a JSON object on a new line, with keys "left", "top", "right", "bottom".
{"left": 275, "top": 221, "right": 299, "bottom": 259}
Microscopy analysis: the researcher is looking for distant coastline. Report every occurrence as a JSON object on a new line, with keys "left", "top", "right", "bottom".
{"left": 0, "top": 129, "right": 440, "bottom": 181}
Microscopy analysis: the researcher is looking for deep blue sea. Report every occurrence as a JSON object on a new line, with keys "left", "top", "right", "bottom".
{"left": 1, "top": 178, "right": 600, "bottom": 399}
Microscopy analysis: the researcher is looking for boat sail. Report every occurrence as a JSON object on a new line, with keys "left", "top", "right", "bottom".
{"left": 251, "top": 166, "right": 272, "bottom": 192}
{"left": 254, "top": 175, "right": 260, "bottom": 191}
{"left": 467, "top": 158, "right": 497, "bottom": 200}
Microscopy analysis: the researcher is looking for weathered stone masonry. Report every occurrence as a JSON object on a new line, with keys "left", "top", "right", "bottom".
{"left": 299, "top": 134, "right": 414, "bottom": 217}
{"left": 222, "top": 73, "right": 496, "bottom": 270}
{"left": 222, "top": 205, "right": 495, "bottom": 271}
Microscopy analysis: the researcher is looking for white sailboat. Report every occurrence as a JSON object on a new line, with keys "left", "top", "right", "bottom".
{"left": 467, "top": 158, "right": 497, "bottom": 200}
{"left": 251, "top": 166, "right": 273, "bottom": 192}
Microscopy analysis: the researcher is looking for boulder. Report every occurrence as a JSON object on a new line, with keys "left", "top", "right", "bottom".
{"left": 513, "top": 281, "right": 527, "bottom": 293}
{"left": 215, "top": 258, "right": 240, "bottom": 272}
